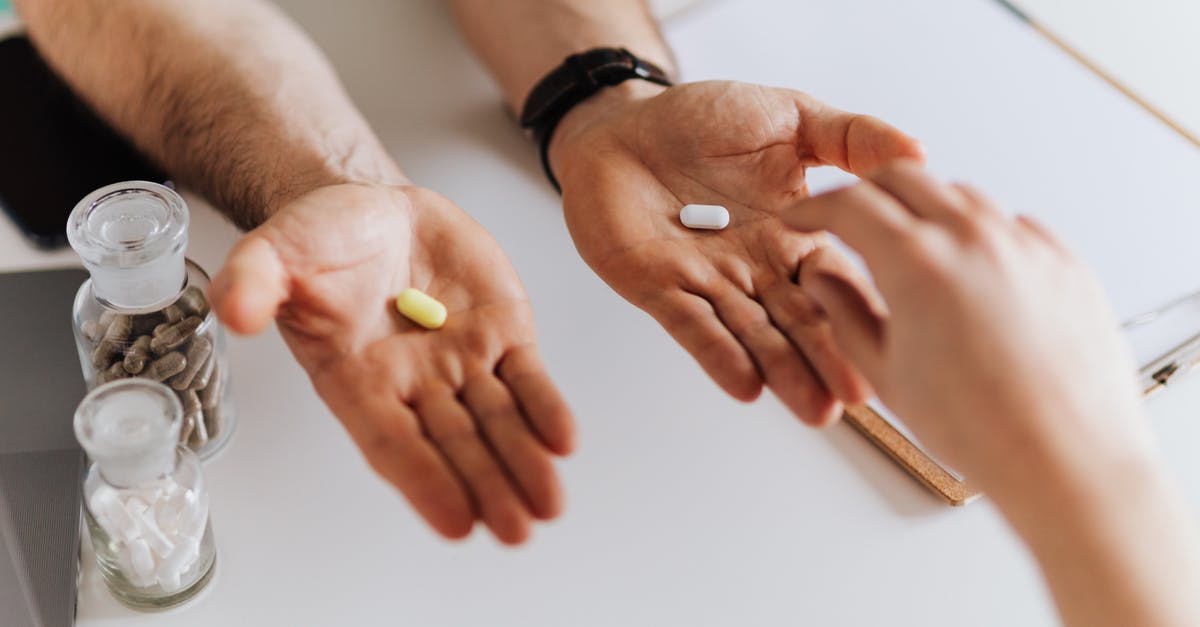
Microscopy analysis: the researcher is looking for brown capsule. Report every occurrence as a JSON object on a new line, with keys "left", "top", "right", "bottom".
{"left": 122, "top": 335, "right": 153, "bottom": 374}
{"left": 169, "top": 336, "right": 213, "bottom": 390}
{"left": 189, "top": 348, "right": 217, "bottom": 391}
{"left": 162, "top": 305, "right": 185, "bottom": 323}
{"left": 202, "top": 406, "right": 221, "bottom": 439}
{"left": 97, "top": 361, "right": 130, "bottom": 385}
{"left": 130, "top": 311, "right": 163, "bottom": 336}
{"left": 98, "top": 310, "right": 116, "bottom": 326}
{"left": 91, "top": 314, "right": 132, "bottom": 368}
{"left": 181, "top": 390, "right": 205, "bottom": 445}
{"left": 152, "top": 322, "right": 172, "bottom": 336}
{"left": 198, "top": 362, "right": 223, "bottom": 410}
{"left": 178, "top": 410, "right": 196, "bottom": 445}
{"left": 184, "top": 391, "right": 209, "bottom": 448}
{"left": 145, "top": 352, "right": 187, "bottom": 382}
{"left": 178, "top": 286, "right": 210, "bottom": 318}
{"left": 81, "top": 319, "right": 105, "bottom": 344}
{"left": 150, "top": 316, "right": 202, "bottom": 355}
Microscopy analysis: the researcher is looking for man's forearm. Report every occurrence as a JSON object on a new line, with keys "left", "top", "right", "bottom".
{"left": 17, "top": 0, "right": 404, "bottom": 229}
{"left": 449, "top": 0, "right": 677, "bottom": 114}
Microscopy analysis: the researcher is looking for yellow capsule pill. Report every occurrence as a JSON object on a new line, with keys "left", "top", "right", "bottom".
{"left": 394, "top": 288, "right": 447, "bottom": 330}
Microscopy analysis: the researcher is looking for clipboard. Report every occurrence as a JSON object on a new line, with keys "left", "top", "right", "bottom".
{"left": 846, "top": 287, "right": 1200, "bottom": 506}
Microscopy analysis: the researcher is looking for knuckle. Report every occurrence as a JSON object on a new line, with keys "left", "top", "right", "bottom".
{"left": 728, "top": 305, "right": 774, "bottom": 338}
{"left": 426, "top": 417, "right": 479, "bottom": 448}
{"left": 896, "top": 232, "right": 954, "bottom": 282}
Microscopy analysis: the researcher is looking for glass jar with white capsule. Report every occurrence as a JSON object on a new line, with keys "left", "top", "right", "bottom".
{"left": 75, "top": 379, "right": 217, "bottom": 609}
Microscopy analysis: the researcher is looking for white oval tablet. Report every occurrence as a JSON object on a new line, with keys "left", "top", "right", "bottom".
{"left": 680, "top": 204, "right": 730, "bottom": 230}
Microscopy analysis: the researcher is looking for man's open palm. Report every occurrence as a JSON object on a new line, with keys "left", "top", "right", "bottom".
{"left": 209, "top": 184, "right": 574, "bottom": 544}
{"left": 554, "top": 81, "right": 925, "bottom": 424}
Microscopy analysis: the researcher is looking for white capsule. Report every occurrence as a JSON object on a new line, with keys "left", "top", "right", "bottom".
{"left": 116, "top": 546, "right": 143, "bottom": 586}
{"left": 128, "top": 539, "right": 157, "bottom": 587}
{"left": 157, "top": 538, "right": 200, "bottom": 592}
{"left": 680, "top": 204, "right": 730, "bottom": 230}
{"left": 91, "top": 487, "right": 140, "bottom": 543}
{"left": 134, "top": 505, "right": 175, "bottom": 558}
{"left": 155, "top": 483, "right": 191, "bottom": 534}
{"left": 125, "top": 496, "right": 149, "bottom": 518}
{"left": 87, "top": 485, "right": 121, "bottom": 530}
{"left": 157, "top": 565, "right": 182, "bottom": 593}
{"left": 178, "top": 491, "right": 208, "bottom": 539}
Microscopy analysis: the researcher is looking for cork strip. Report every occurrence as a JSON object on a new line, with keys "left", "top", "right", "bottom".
{"left": 842, "top": 405, "right": 981, "bottom": 506}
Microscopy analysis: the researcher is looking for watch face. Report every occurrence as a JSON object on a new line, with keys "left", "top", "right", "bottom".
{"left": 0, "top": 3, "right": 21, "bottom": 41}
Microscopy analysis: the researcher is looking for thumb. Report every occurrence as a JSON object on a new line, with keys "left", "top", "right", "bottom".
{"left": 208, "top": 233, "right": 289, "bottom": 335}
{"left": 793, "top": 92, "right": 926, "bottom": 175}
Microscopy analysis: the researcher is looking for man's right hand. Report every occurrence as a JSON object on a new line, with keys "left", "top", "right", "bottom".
{"left": 209, "top": 183, "right": 575, "bottom": 545}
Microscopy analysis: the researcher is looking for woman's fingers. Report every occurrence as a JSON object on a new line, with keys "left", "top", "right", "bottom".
{"left": 781, "top": 181, "right": 918, "bottom": 279}
{"left": 796, "top": 249, "right": 887, "bottom": 382}
{"left": 867, "top": 161, "right": 972, "bottom": 224}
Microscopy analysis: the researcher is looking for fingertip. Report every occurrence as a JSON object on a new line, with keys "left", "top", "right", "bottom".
{"left": 536, "top": 397, "right": 577, "bottom": 458}
{"left": 211, "top": 278, "right": 274, "bottom": 335}
{"left": 209, "top": 236, "right": 288, "bottom": 335}
{"left": 780, "top": 185, "right": 856, "bottom": 233}
{"left": 849, "top": 117, "right": 927, "bottom": 174}
{"left": 549, "top": 424, "right": 577, "bottom": 457}
{"left": 531, "top": 487, "right": 564, "bottom": 521}
{"left": 497, "top": 347, "right": 578, "bottom": 457}
{"left": 435, "top": 516, "right": 476, "bottom": 542}
{"left": 725, "top": 375, "right": 764, "bottom": 403}
{"left": 707, "top": 346, "right": 763, "bottom": 402}
{"left": 401, "top": 477, "right": 476, "bottom": 541}
{"left": 907, "top": 139, "right": 929, "bottom": 164}
{"left": 491, "top": 514, "right": 533, "bottom": 546}
{"left": 838, "top": 376, "right": 875, "bottom": 406}
{"left": 799, "top": 398, "right": 844, "bottom": 429}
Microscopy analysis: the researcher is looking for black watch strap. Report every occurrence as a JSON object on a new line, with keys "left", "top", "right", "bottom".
{"left": 519, "top": 47, "right": 672, "bottom": 193}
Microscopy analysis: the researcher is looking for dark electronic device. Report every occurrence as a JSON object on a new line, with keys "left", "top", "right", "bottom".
{"left": 0, "top": 35, "right": 165, "bottom": 248}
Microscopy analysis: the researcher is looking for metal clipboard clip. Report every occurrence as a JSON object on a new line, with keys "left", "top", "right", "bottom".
{"left": 843, "top": 287, "right": 1200, "bottom": 506}
{"left": 1123, "top": 288, "right": 1200, "bottom": 396}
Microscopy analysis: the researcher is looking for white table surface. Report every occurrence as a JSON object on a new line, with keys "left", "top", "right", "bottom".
{"left": 2, "top": 0, "right": 1197, "bottom": 625}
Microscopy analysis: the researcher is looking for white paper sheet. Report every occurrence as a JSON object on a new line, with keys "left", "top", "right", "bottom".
{"left": 669, "top": 0, "right": 1200, "bottom": 483}
{"left": 1007, "top": 0, "right": 1200, "bottom": 143}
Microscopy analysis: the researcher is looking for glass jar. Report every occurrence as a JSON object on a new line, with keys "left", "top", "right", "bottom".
{"left": 75, "top": 379, "right": 217, "bottom": 609}
{"left": 68, "top": 181, "right": 235, "bottom": 460}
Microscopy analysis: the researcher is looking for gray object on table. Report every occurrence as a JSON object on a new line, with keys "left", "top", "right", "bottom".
{"left": 0, "top": 268, "right": 89, "bottom": 627}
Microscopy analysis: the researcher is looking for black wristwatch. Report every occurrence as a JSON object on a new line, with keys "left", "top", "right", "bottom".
{"left": 519, "top": 47, "right": 673, "bottom": 192}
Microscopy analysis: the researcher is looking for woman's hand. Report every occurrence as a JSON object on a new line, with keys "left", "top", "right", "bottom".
{"left": 783, "top": 162, "right": 1200, "bottom": 627}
